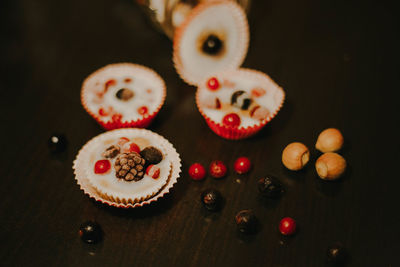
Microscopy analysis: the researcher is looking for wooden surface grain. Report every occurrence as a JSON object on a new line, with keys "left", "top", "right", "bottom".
{"left": 1, "top": 0, "right": 399, "bottom": 266}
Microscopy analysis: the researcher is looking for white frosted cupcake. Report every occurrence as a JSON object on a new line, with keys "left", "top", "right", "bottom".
{"left": 73, "top": 129, "right": 181, "bottom": 208}
{"left": 196, "top": 68, "right": 285, "bottom": 139}
{"left": 81, "top": 63, "right": 166, "bottom": 130}
{"left": 173, "top": 1, "right": 249, "bottom": 85}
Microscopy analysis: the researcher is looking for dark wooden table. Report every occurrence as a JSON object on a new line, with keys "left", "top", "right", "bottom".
{"left": 1, "top": 0, "right": 399, "bottom": 266}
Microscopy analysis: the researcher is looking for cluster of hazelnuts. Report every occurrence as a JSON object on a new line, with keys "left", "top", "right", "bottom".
{"left": 282, "top": 128, "right": 346, "bottom": 180}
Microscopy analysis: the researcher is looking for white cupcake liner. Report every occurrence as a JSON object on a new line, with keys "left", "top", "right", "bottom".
{"left": 73, "top": 129, "right": 181, "bottom": 208}
{"left": 81, "top": 63, "right": 166, "bottom": 130}
{"left": 196, "top": 68, "right": 285, "bottom": 139}
{"left": 173, "top": 0, "right": 249, "bottom": 86}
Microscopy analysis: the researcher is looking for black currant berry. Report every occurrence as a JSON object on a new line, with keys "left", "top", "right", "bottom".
{"left": 79, "top": 221, "right": 103, "bottom": 244}
{"left": 258, "top": 176, "right": 284, "bottom": 198}
{"left": 235, "top": 210, "right": 257, "bottom": 234}
{"left": 201, "top": 189, "right": 222, "bottom": 211}
{"left": 202, "top": 34, "right": 223, "bottom": 55}
{"left": 48, "top": 134, "right": 67, "bottom": 153}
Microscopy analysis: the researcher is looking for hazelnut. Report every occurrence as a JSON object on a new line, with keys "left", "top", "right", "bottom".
{"left": 315, "top": 152, "right": 346, "bottom": 180}
{"left": 282, "top": 142, "right": 310, "bottom": 171}
{"left": 315, "top": 128, "right": 344, "bottom": 153}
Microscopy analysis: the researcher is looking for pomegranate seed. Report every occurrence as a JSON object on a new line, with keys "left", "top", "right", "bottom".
{"left": 138, "top": 106, "right": 148, "bottom": 115}
{"left": 279, "top": 217, "right": 297, "bottom": 236}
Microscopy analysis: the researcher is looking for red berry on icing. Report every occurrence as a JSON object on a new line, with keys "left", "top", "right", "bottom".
{"left": 222, "top": 113, "right": 241, "bottom": 128}
{"left": 138, "top": 106, "right": 148, "bottom": 115}
{"left": 209, "top": 160, "right": 227, "bottom": 178}
{"left": 234, "top": 157, "right": 252, "bottom": 174}
{"left": 124, "top": 78, "right": 132, "bottom": 83}
{"left": 188, "top": 163, "right": 206, "bottom": 180}
{"left": 98, "top": 108, "right": 108, "bottom": 116}
{"left": 207, "top": 77, "right": 220, "bottom": 90}
{"left": 279, "top": 217, "right": 297, "bottom": 235}
{"left": 146, "top": 165, "right": 160, "bottom": 179}
{"left": 94, "top": 160, "right": 111, "bottom": 174}
{"left": 117, "top": 137, "right": 130, "bottom": 147}
{"left": 105, "top": 79, "right": 116, "bottom": 90}
{"left": 112, "top": 113, "right": 122, "bottom": 122}
{"left": 251, "top": 88, "right": 266, "bottom": 97}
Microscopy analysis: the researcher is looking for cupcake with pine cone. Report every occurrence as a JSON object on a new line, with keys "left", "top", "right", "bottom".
{"left": 73, "top": 129, "right": 181, "bottom": 208}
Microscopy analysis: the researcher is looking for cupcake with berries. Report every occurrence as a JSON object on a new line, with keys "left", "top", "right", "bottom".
{"left": 173, "top": 0, "right": 249, "bottom": 86}
{"left": 81, "top": 63, "right": 166, "bottom": 130}
{"left": 73, "top": 129, "right": 181, "bottom": 208}
{"left": 196, "top": 69, "right": 285, "bottom": 139}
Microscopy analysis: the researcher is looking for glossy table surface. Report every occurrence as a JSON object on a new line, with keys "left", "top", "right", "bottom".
{"left": 1, "top": 0, "right": 399, "bottom": 266}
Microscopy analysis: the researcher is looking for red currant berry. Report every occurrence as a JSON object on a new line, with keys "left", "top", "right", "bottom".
{"left": 222, "top": 113, "right": 241, "bottom": 128}
{"left": 98, "top": 108, "right": 108, "bottom": 116}
{"left": 234, "top": 157, "right": 252, "bottom": 174}
{"left": 279, "top": 217, "right": 297, "bottom": 235}
{"left": 105, "top": 79, "right": 116, "bottom": 90}
{"left": 112, "top": 113, "right": 122, "bottom": 122}
{"left": 138, "top": 106, "right": 148, "bottom": 115}
{"left": 188, "top": 163, "right": 206, "bottom": 180}
{"left": 94, "top": 160, "right": 111, "bottom": 174}
{"left": 123, "top": 142, "right": 140, "bottom": 153}
{"left": 146, "top": 165, "right": 160, "bottom": 179}
{"left": 209, "top": 160, "right": 227, "bottom": 178}
{"left": 117, "top": 137, "right": 130, "bottom": 147}
{"left": 207, "top": 77, "right": 220, "bottom": 90}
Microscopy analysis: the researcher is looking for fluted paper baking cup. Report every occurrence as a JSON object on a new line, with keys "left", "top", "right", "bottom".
{"left": 73, "top": 129, "right": 181, "bottom": 208}
{"left": 173, "top": 0, "right": 249, "bottom": 86}
{"left": 196, "top": 68, "right": 285, "bottom": 140}
{"left": 81, "top": 63, "right": 166, "bottom": 130}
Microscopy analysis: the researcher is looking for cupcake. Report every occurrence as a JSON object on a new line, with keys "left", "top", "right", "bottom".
{"left": 196, "top": 68, "right": 285, "bottom": 140}
{"left": 173, "top": 1, "right": 249, "bottom": 85}
{"left": 81, "top": 63, "right": 166, "bottom": 130}
{"left": 73, "top": 128, "right": 181, "bottom": 208}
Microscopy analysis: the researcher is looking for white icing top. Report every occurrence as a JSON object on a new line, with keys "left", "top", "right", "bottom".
{"left": 82, "top": 63, "right": 166, "bottom": 122}
{"left": 85, "top": 131, "right": 171, "bottom": 201}
{"left": 197, "top": 69, "right": 285, "bottom": 128}
{"left": 173, "top": 1, "right": 249, "bottom": 85}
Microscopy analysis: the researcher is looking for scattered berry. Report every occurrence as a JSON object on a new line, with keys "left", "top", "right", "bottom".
{"left": 251, "top": 88, "right": 266, "bottom": 97}
{"left": 209, "top": 160, "right": 227, "bottom": 179}
{"left": 79, "top": 221, "right": 103, "bottom": 244}
{"left": 117, "top": 137, "right": 130, "bottom": 147}
{"left": 327, "top": 243, "right": 347, "bottom": 264}
{"left": 98, "top": 107, "right": 108, "bottom": 116}
{"left": 234, "top": 157, "right": 251, "bottom": 174}
{"left": 258, "top": 176, "right": 284, "bottom": 198}
{"left": 94, "top": 160, "right": 111, "bottom": 174}
{"left": 202, "top": 34, "right": 223, "bottom": 55}
{"left": 235, "top": 210, "right": 257, "bottom": 234}
{"left": 207, "top": 77, "right": 220, "bottom": 90}
{"left": 122, "top": 142, "right": 141, "bottom": 153}
{"left": 138, "top": 106, "right": 149, "bottom": 115}
{"left": 140, "top": 146, "right": 163, "bottom": 164}
{"left": 188, "top": 163, "right": 206, "bottom": 180}
{"left": 201, "top": 189, "right": 222, "bottom": 211}
{"left": 222, "top": 113, "right": 241, "bottom": 128}
{"left": 279, "top": 217, "right": 297, "bottom": 236}
{"left": 105, "top": 79, "right": 116, "bottom": 90}
{"left": 112, "top": 113, "right": 122, "bottom": 122}
{"left": 48, "top": 134, "right": 68, "bottom": 153}
{"left": 146, "top": 165, "right": 160, "bottom": 179}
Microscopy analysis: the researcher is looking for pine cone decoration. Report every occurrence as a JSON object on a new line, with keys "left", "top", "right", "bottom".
{"left": 114, "top": 152, "right": 146, "bottom": 181}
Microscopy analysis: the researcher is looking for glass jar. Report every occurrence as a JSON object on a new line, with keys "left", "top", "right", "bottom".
{"left": 136, "top": 0, "right": 251, "bottom": 39}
